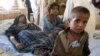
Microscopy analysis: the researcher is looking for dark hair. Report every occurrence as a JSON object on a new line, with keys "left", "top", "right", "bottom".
{"left": 48, "top": 2, "right": 59, "bottom": 12}
{"left": 12, "top": 14, "right": 27, "bottom": 26}
{"left": 68, "top": 6, "right": 90, "bottom": 19}
{"left": 71, "top": 6, "right": 90, "bottom": 15}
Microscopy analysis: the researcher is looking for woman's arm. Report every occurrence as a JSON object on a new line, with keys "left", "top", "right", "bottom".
{"left": 10, "top": 36, "right": 25, "bottom": 49}
{"left": 5, "top": 26, "right": 24, "bottom": 49}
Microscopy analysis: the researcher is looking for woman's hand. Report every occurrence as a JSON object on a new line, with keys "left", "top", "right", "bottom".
{"left": 10, "top": 36, "right": 25, "bottom": 49}
{"left": 55, "top": 27, "right": 63, "bottom": 31}
{"left": 16, "top": 43, "right": 25, "bottom": 49}
{"left": 28, "top": 23, "right": 35, "bottom": 27}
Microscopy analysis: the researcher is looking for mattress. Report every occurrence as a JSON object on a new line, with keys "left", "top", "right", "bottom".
{"left": 0, "top": 34, "right": 33, "bottom": 56}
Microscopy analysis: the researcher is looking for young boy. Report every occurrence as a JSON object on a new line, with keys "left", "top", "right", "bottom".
{"left": 43, "top": 2, "right": 64, "bottom": 33}
{"left": 50, "top": 6, "right": 90, "bottom": 56}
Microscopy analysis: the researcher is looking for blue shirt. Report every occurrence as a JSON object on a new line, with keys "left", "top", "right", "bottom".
{"left": 43, "top": 15, "right": 64, "bottom": 32}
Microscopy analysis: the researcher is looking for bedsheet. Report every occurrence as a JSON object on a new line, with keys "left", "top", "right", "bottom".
{"left": 0, "top": 34, "right": 33, "bottom": 56}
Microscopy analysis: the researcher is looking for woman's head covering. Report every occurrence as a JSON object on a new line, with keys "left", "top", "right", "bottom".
{"left": 12, "top": 14, "right": 27, "bottom": 26}
{"left": 92, "top": 0, "right": 100, "bottom": 9}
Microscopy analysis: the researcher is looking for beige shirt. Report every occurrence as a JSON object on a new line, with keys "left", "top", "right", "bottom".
{"left": 51, "top": 30, "right": 90, "bottom": 56}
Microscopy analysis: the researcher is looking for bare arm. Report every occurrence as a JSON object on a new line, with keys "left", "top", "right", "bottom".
{"left": 10, "top": 36, "right": 19, "bottom": 44}
{"left": 10, "top": 36, "right": 25, "bottom": 49}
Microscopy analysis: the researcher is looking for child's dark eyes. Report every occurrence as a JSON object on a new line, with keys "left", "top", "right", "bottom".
{"left": 75, "top": 19, "right": 80, "bottom": 23}
{"left": 75, "top": 19, "right": 88, "bottom": 24}
{"left": 83, "top": 21, "right": 87, "bottom": 24}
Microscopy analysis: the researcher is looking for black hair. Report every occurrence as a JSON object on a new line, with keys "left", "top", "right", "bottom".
{"left": 48, "top": 2, "right": 59, "bottom": 12}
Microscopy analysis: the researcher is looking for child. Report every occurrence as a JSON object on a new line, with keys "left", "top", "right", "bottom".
{"left": 42, "top": 2, "right": 64, "bottom": 33}
{"left": 50, "top": 6, "right": 90, "bottom": 56}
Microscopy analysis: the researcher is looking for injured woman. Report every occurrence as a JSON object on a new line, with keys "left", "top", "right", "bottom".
{"left": 5, "top": 14, "right": 56, "bottom": 56}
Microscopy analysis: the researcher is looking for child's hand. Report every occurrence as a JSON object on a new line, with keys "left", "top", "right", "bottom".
{"left": 16, "top": 43, "right": 25, "bottom": 49}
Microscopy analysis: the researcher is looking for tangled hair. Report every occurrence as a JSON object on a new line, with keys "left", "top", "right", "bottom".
{"left": 48, "top": 2, "right": 59, "bottom": 12}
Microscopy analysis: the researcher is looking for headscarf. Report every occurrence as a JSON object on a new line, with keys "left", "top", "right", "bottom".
{"left": 11, "top": 14, "right": 27, "bottom": 26}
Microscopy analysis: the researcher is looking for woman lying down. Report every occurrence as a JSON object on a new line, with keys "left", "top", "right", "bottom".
{"left": 5, "top": 14, "right": 57, "bottom": 56}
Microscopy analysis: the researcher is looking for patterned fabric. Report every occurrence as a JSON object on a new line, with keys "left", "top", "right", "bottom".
{"left": 5, "top": 23, "right": 56, "bottom": 55}
{"left": 5, "top": 23, "right": 41, "bottom": 41}
{"left": 18, "top": 30, "right": 53, "bottom": 53}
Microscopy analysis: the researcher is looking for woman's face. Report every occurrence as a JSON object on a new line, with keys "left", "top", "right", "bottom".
{"left": 49, "top": 6, "right": 59, "bottom": 16}
{"left": 19, "top": 15, "right": 26, "bottom": 24}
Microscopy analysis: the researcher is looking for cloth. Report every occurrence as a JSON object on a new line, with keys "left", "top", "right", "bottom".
{"left": 51, "top": 28, "right": 90, "bottom": 56}
{"left": 18, "top": 30, "right": 54, "bottom": 54}
{"left": 25, "top": 0, "right": 33, "bottom": 21}
{"left": 5, "top": 23, "right": 56, "bottom": 55}
{"left": 5, "top": 23, "right": 41, "bottom": 40}
{"left": 43, "top": 15, "right": 64, "bottom": 33}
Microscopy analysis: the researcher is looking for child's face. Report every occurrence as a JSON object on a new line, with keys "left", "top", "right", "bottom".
{"left": 69, "top": 13, "right": 89, "bottom": 33}
{"left": 49, "top": 6, "right": 59, "bottom": 16}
